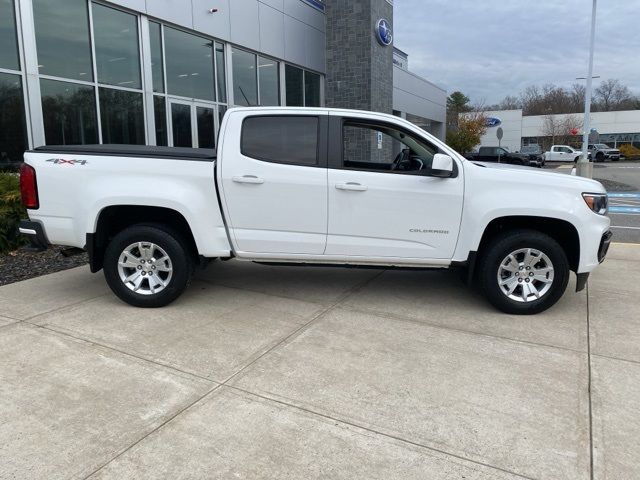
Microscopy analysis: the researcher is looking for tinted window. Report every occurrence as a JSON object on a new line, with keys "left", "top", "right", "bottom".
{"left": 33, "top": 0, "right": 93, "bottom": 81}
{"left": 149, "top": 22, "right": 164, "bottom": 93}
{"left": 342, "top": 121, "right": 437, "bottom": 174}
{"left": 0, "top": 72, "right": 28, "bottom": 168}
{"left": 164, "top": 27, "right": 214, "bottom": 101}
{"left": 242, "top": 116, "right": 318, "bottom": 166}
{"left": 232, "top": 48, "right": 257, "bottom": 106}
{"left": 285, "top": 65, "right": 303, "bottom": 106}
{"left": 99, "top": 88, "right": 144, "bottom": 144}
{"left": 0, "top": 0, "right": 19, "bottom": 70}
{"left": 92, "top": 4, "right": 141, "bottom": 88}
{"left": 41, "top": 79, "right": 98, "bottom": 145}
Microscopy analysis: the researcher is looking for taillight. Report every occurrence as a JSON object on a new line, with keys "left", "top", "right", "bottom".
{"left": 20, "top": 163, "right": 39, "bottom": 209}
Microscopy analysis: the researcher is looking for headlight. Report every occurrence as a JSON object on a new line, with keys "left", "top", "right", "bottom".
{"left": 582, "top": 193, "right": 608, "bottom": 215}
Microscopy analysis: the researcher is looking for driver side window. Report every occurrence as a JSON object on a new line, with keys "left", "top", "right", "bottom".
{"left": 342, "top": 120, "right": 438, "bottom": 174}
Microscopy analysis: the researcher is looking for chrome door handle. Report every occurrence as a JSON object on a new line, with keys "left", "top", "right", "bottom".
{"left": 335, "top": 182, "right": 367, "bottom": 191}
{"left": 232, "top": 175, "right": 264, "bottom": 184}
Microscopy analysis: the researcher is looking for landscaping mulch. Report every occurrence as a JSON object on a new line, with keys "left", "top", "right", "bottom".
{"left": 0, "top": 246, "right": 88, "bottom": 287}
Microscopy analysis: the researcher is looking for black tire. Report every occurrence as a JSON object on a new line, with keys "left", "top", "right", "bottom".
{"left": 596, "top": 152, "right": 605, "bottom": 162}
{"left": 477, "top": 229, "right": 570, "bottom": 315}
{"left": 103, "top": 224, "right": 194, "bottom": 307}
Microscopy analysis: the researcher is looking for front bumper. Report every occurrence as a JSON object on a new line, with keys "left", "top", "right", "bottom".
{"left": 18, "top": 219, "right": 49, "bottom": 250}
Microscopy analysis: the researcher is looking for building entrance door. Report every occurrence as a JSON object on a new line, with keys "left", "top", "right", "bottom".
{"left": 168, "top": 100, "right": 217, "bottom": 149}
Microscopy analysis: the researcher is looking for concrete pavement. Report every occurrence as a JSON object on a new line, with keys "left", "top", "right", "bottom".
{"left": 0, "top": 244, "right": 638, "bottom": 479}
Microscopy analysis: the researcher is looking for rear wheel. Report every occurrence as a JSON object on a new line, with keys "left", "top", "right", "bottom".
{"left": 478, "top": 230, "right": 569, "bottom": 314}
{"left": 596, "top": 152, "right": 605, "bottom": 162}
{"left": 103, "top": 225, "right": 194, "bottom": 307}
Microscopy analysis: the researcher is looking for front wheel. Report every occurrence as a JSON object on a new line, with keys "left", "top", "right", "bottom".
{"left": 478, "top": 230, "right": 570, "bottom": 314}
{"left": 103, "top": 225, "right": 194, "bottom": 307}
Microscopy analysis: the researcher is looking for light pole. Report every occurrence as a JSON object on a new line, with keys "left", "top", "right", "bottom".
{"left": 577, "top": 0, "right": 597, "bottom": 178}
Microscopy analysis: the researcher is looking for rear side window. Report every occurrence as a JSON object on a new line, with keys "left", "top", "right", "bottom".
{"left": 241, "top": 116, "right": 318, "bottom": 166}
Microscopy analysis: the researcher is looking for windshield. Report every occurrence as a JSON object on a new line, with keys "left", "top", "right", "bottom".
{"left": 595, "top": 144, "right": 611, "bottom": 149}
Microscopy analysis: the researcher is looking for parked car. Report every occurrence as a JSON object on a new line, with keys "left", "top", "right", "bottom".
{"left": 519, "top": 145, "right": 545, "bottom": 167}
{"left": 588, "top": 143, "right": 620, "bottom": 162}
{"left": 19, "top": 107, "right": 611, "bottom": 314}
{"left": 544, "top": 145, "right": 584, "bottom": 163}
{"left": 465, "top": 146, "right": 540, "bottom": 167}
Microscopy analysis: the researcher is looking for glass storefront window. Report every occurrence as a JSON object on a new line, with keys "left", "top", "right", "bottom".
{"left": 92, "top": 3, "right": 141, "bottom": 89}
{"left": 232, "top": 48, "right": 257, "bottom": 107}
{"left": 33, "top": 0, "right": 93, "bottom": 81}
{"left": 197, "top": 106, "right": 215, "bottom": 148}
{"left": 154, "top": 96, "right": 167, "bottom": 146}
{"left": 41, "top": 79, "right": 98, "bottom": 145}
{"left": 304, "top": 71, "right": 321, "bottom": 107}
{"left": 164, "top": 27, "right": 214, "bottom": 101}
{"left": 258, "top": 56, "right": 279, "bottom": 106}
{"left": 150, "top": 22, "right": 164, "bottom": 94}
{"left": 215, "top": 43, "right": 226, "bottom": 103}
{"left": 99, "top": 88, "right": 145, "bottom": 144}
{"left": 285, "top": 65, "right": 303, "bottom": 107}
{"left": 0, "top": 72, "right": 27, "bottom": 168}
{"left": 0, "top": 0, "right": 20, "bottom": 70}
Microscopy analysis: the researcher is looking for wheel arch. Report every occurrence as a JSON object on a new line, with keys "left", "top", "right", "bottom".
{"left": 475, "top": 216, "right": 580, "bottom": 273}
{"left": 87, "top": 205, "right": 198, "bottom": 273}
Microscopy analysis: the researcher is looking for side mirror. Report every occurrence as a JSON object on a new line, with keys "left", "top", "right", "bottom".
{"left": 429, "top": 154, "right": 454, "bottom": 178}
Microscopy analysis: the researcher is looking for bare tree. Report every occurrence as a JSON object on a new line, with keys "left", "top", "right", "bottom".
{"left": 541, "top": 114, "right": 583, "bottom": 149}
{"left": 594, "top": 79, "right": 634, "bottom": 111}
{"left": 569, "top": 83, "right": 586, "bottom": 113}
{"left": 498, "top": 95, "right": 521, "bottom": 110}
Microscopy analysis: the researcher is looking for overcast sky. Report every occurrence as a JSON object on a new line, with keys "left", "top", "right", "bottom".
{"left": 393, "top": 0, "right": 640, "bottom": 104}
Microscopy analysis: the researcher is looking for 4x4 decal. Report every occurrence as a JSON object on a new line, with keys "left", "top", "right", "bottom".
{"left": 46, "top": 158, "right": 88, "bottom": 165}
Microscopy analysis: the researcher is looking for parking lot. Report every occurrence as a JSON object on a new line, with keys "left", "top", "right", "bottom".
{"left": 0, "top": 242, "right": 638, "bottom": 480}
{"left": 552, "top": 161, "right": 640, "bottom": 243}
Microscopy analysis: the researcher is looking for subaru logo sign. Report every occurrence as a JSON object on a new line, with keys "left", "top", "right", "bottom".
{"left": 375, "top": 19, "right": 393, "bottom": 46}
{"left": 485, "top": 117, "right": 502, "bottom": 128}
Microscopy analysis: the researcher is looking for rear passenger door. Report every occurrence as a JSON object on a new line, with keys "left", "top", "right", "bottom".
{"left": 219, "top": 112, "right": 329, "bottom": 255}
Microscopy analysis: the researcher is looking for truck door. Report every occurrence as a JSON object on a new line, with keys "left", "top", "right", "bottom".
{"left": 325, "top": 114, "right": 464, "bottom": 260}
{"left": 219, "top": 112, "right": 328, "bottom": 255}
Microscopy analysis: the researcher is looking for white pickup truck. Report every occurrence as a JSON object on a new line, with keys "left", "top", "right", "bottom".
{"left": 19, "top": 107, "right": 612, "bottom": 314}
{"left": 544, "top": 145, "right": 583, "bottom": 162}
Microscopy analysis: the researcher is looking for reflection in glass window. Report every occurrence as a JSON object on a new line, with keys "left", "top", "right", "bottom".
{"left": 258, "top": 57, "right": 279, "bottom": 106}
{"left": 154, "top": 96, "right": 167, "bottom": 146}
{"left": 232, "top": 49, "right": 257, "bottom": 107}
{"left": 285, "top": 65, "right": 303, "bottom": 107}
{"left": 215, "top": 43, "right": 226, "bottom": 103}
{"left": 150, "top": 22, "right": 164, "bottom": 93}
{"left": 164, "top": 27, "right": 214, "bottom": 101}
{"left": 41, "top": 79, "right": 98, "bottom": 145}
{"left": 99, "top": 88, "right": 145, "bottom": 144}
{"left": 92, "top": 3, "right": 141, "bottom": 88}
{"left": 33, "top": 0, "right": 93, "bottom": 81}
{"left": 304, "top": 71, "right": 321, "bottom": 107}
{"left": 0, "top": 0, "right": 20, "bottom": 70}
{"left": 0, "top": 73, "right": 28, "bottom": 168}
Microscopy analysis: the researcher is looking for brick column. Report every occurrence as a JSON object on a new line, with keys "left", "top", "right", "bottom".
{"left": 325, "top": 0, "right": 393, "bottom": 114}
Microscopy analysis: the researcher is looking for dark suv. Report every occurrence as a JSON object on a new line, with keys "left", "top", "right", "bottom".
{"left": 519, "top": 145, "right": 545, "bottom": 167}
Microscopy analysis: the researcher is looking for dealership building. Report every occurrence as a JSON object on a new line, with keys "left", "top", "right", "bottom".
{"left": 477, "top": 109, "right": 640, "bottom": 152}
{"left": 0, "top": 0, "right": 446, "bottom": 167}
